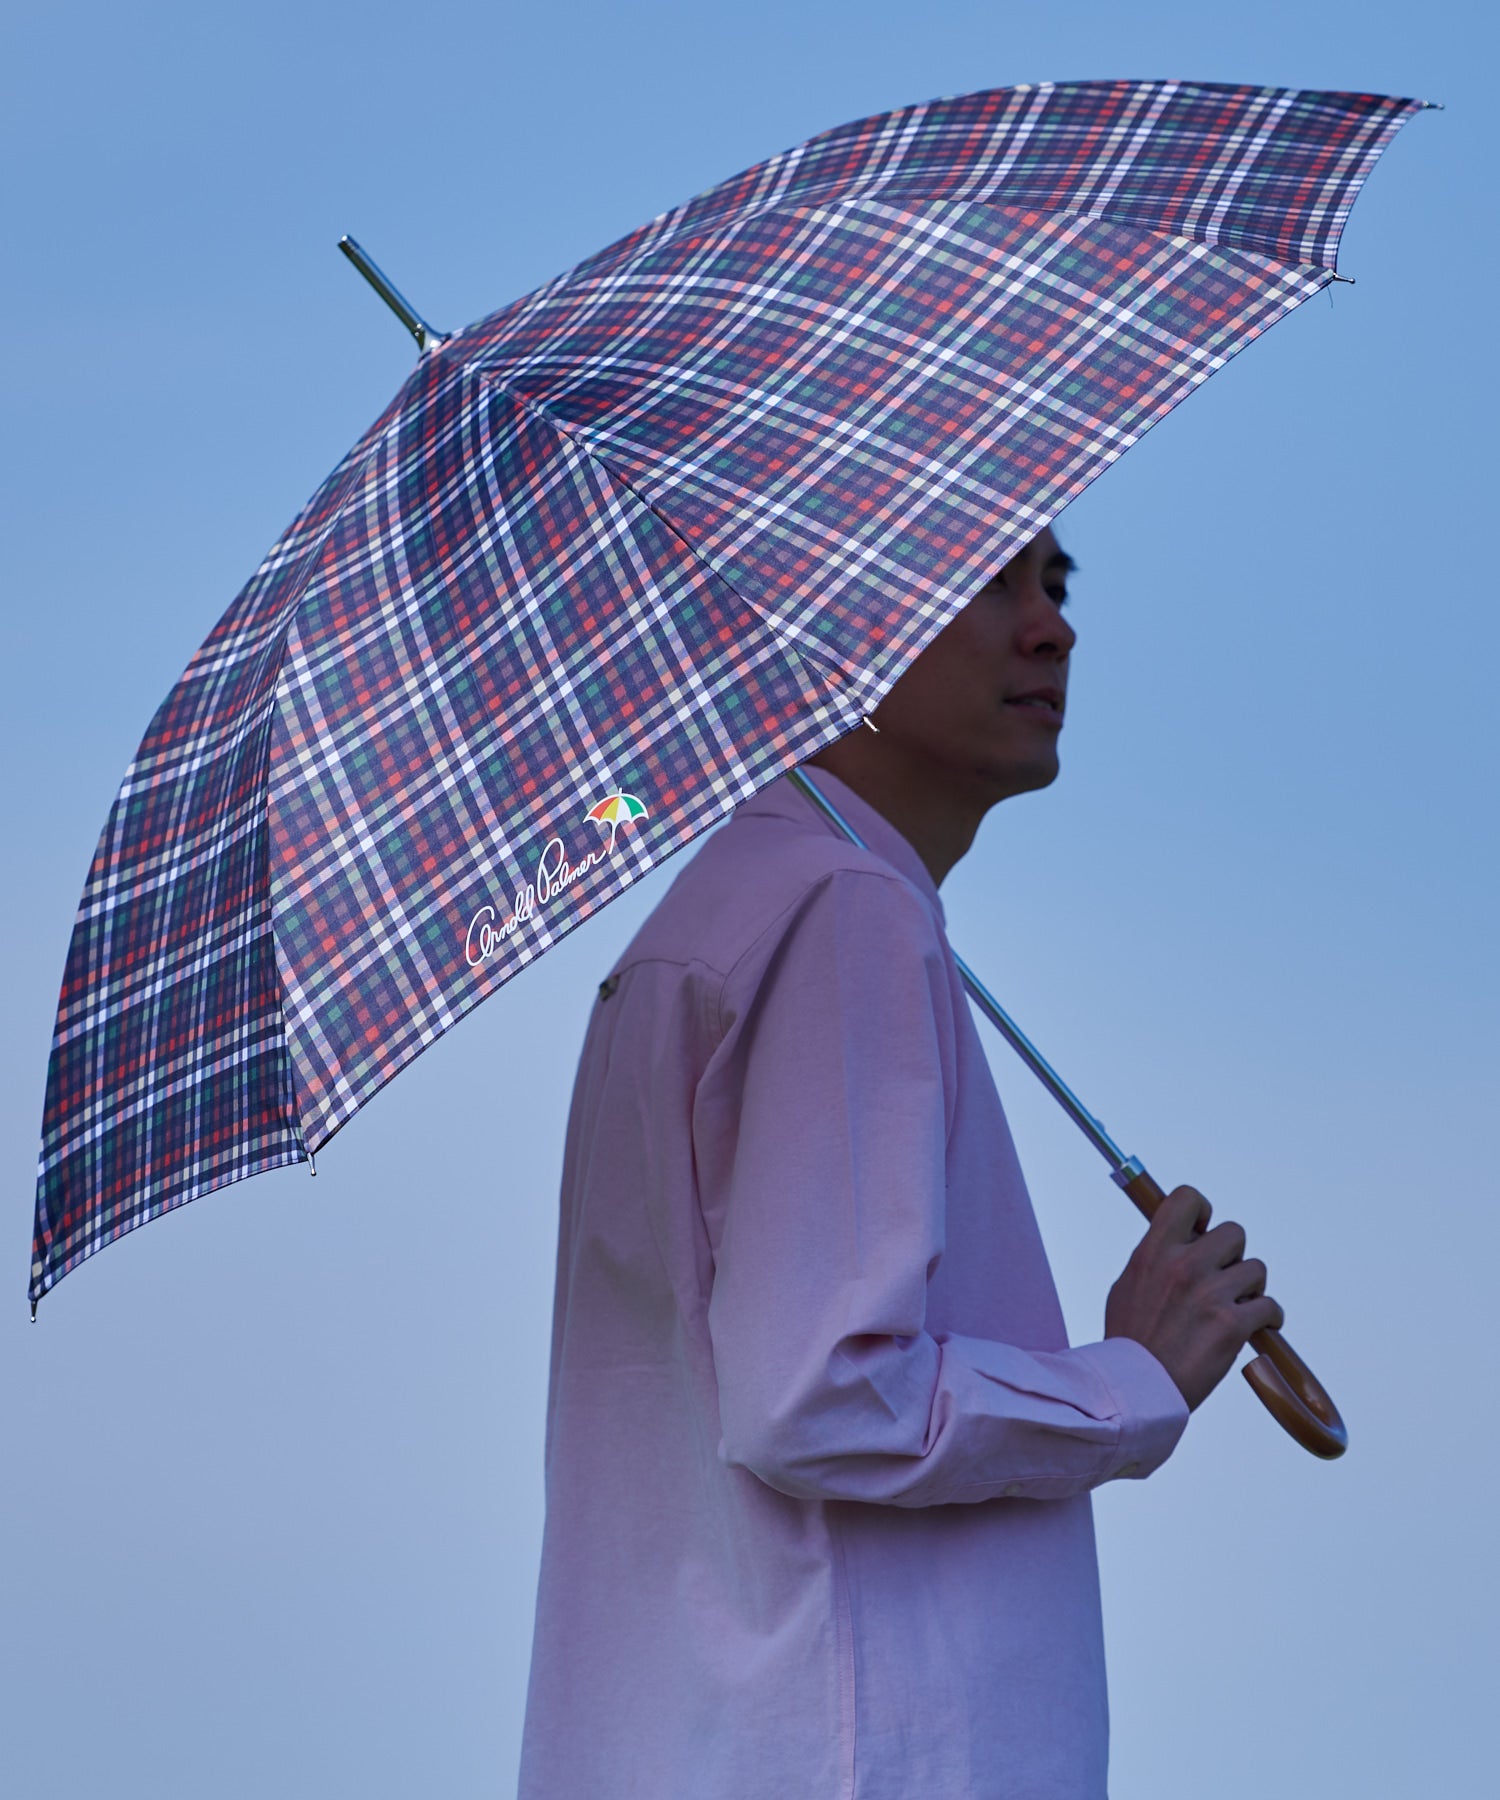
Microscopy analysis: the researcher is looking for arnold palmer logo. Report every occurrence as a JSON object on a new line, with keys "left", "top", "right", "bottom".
{"left": 464, "top": 790, "right": 648, "bottom": 969}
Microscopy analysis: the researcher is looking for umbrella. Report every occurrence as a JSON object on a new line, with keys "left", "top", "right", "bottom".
{"left": 33, "top": 82, "right": 1433, "bottom": 1444}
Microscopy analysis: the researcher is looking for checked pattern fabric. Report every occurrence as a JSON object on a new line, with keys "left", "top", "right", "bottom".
{"left": 33, "top": 79, "right": 1428, "bottom": 1304}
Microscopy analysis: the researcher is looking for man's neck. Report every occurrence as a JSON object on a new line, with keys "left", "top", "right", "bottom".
{"left": 804, "top": 736, "right": 989, "bottom": 888}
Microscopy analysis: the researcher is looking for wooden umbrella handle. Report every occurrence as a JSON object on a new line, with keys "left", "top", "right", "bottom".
{"left": 1116, "top": 1164, "right": 1348, "bottom": 1460}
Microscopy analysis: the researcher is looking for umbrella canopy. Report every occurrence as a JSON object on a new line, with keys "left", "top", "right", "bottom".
{"left": 32, "top": 78, "right": 1431, "bottom": 1308}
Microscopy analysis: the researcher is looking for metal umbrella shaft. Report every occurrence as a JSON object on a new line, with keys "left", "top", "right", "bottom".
{"left": 787, "top": 766, "right": 1348, "bottom": 1460}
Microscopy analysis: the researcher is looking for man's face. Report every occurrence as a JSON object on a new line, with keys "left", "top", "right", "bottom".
{"left": 870, "top": 524, "right": 1077, "bottom": 804}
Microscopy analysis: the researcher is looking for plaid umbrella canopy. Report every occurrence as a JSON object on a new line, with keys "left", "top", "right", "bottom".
{"left": 32, "top": 78, "right": 1432, "bottom": 1309}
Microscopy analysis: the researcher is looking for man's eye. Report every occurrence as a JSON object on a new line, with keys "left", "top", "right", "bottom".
{"left": 1047, "top": 588, "right": 1069, "bottom": 608}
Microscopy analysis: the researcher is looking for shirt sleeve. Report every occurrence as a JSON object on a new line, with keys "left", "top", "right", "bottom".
{"left": 697, "top": 866, "right": 1188, "bottom": 1508}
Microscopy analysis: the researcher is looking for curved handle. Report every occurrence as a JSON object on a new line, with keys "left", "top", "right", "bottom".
{"left": 1116, "top": 1164, "right": 1348, "bottom": 1460}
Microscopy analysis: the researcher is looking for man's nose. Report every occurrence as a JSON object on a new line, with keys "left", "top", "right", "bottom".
{"left": 1018, "top": 578, "right": 1076, "bottom": 656}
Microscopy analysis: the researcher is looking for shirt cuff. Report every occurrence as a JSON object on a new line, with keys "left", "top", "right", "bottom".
{"left": 1072, "top": 1336, "right": 1191, "bottom": 1481}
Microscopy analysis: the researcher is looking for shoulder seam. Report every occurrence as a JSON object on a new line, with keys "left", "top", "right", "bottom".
{"left": 712, "top": 865, "right": 933, "bottom": 1038}
{"left": 609, "top": 950, "right": 734, "bottom": 980}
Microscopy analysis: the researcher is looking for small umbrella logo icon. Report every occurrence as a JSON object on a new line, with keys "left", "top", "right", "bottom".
{"left": 585, "top": 791, "right": 649, "bottom": 830}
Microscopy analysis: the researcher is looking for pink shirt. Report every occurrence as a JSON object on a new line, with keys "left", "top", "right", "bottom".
{"left": 518, "top": 767, "right": 1189, "bottom": 1799}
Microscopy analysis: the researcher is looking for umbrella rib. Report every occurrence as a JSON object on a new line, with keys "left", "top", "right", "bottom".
{"left": 493, "top": 196, "right": 1317, "bottom": 550}
{"left": 546, "top": 82, "right": 1425, "bottom": 299}
{"left": 489, "top": 215, "right": 1318, "bottom": 715}
{"left": 471, "top": 369, "right": 857, "bottom": 692}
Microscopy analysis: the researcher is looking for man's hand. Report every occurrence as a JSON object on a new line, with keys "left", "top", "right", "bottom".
{"left": 1103, "top": 1184, "right": 1285, "bottom": 1412}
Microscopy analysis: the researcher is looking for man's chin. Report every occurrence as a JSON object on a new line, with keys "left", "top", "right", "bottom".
{"left": 972, "top": 748, "right": 1061, "bottom": 802}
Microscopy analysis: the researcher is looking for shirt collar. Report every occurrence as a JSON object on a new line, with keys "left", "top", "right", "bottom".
{"left": 738, "top": 765, "right": 947, "bottom": 928}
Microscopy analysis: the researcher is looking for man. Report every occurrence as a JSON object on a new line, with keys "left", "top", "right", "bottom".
{"left": 517, "top": 525, "right": 1283, "bottom": 1799}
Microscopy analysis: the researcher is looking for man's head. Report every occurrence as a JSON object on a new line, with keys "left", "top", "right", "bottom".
{"left": 870, "top": 523, "right": 1075, "bottom": 800}
{"left": 807, "top": 524, "right": 1077, "bottom": 884}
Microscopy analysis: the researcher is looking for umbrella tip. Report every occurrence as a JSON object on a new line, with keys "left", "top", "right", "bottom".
{"left": 337, "top": 235, "right": 449, "bottom": 357}
{"left": 29, "top": 1299, "right": 37, "bottom": 1322}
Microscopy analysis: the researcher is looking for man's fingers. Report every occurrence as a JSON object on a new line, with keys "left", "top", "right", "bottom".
{"left": 1150, "top": 1184, "right": 1212, "bottom": 1244}
{"left": 1196, "top": 1219, "right": 1248, "bottom": 1270}
{"left": 1235, "top": 1291, "right": 1285, "bottom": 1337}
{"left": 1221, "top": 1255, "right": 1268, "bottom": 1301}
{"left": 1221, "top": 1258, "right": 1284, "bottom": 1337}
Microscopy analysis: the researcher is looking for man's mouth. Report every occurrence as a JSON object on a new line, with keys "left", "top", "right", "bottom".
{"left": 1004, "top": 687, "right": 1065, "bottom": 720}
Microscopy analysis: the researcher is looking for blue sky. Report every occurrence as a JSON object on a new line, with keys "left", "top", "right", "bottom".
{"left": 2, "top": 3, "right": 1493, "bottom": 1795}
